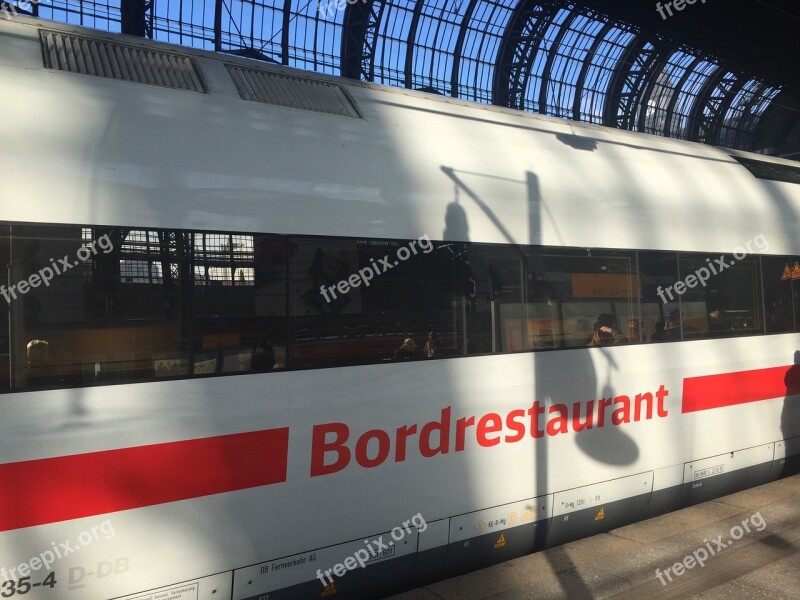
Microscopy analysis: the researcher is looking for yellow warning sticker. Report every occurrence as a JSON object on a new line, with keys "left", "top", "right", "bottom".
{"left": 494, "top": 534, "right": 506, "bottom": 549}
{"left": 322, "top": 582, "right": 337, "bottom": 596}
{"left": 793, "top": 262, "right": 800, "bottom": 279}
{"left": 594, "top": 507, "right": 605, "bottom": 521}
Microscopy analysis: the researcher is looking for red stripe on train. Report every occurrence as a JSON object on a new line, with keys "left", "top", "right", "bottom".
{"left": 682, "top": 365, "right": 800, "bottom": 413}
{"left": 0, "top": 428, "right": 290, "bottom": 532}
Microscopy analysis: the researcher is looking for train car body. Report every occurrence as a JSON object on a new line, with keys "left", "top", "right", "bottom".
{"left": 1, "top": 15, "right": 800, "bottom": 600}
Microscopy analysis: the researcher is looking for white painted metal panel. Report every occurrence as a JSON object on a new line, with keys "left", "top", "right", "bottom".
{"left": 448, "top": 496, "right": 551, "bottom": 544}
{"left": 552, "top": 471, "right": 653, "bottom": 517}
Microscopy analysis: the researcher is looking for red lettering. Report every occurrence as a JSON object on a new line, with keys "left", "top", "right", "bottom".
{"left": 311, "top": 423, "right": 350, "bottom": 477}
{"left": 546, "top": 404, "right": 569, "bottom": 436}
{"left": 455, "top": 416, "right": 475, "bottom": 451}
{"left": 656, "top": 384, "right": 669, "bottom": 417}
{"left": 395, "top": 424, "right": 418, "bottom": 462}
{"left": 597, "top": 397, "right": 613, "bottom": 427}
{"left": 612, "top": 395, "right": 631, "bottom": 425}
{"left": 355, "top": 429, "right": 391, "bottom": 468}
{"left": 528, "top": 401, "right": 545, "bottom": 438}
{"left": 420, "top": 407, "right": 451, "bottom": 457}
{"left": 572, "top": 400, "right": 594, "bottom": 432}
{"left": 476, "top": 413, "right": 502, "bottom": 447}
{"left": 505, "top": 409, "right": 526, "bottom": 442}
{"left": 310, "top": 387, "right": 670, "bottom": 476}
{"left": 634, "top": 392, "right": 653, "bottom": 420}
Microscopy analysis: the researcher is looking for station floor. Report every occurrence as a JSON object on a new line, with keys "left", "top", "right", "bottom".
{"left": 387, "top": 474, "right": 800, "bottom": 599}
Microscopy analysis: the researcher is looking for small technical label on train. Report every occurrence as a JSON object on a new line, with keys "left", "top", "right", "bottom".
{"left": 693, "top": 464, "right": 725, "bottom": 480}
{"left": 126, "top": 582, "right": 199, "bottom": 600}
{"left": 365, "top": 544, "right": 395, "bottom": 565}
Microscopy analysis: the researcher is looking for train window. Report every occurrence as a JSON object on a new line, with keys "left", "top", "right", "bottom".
{"left": 523, "top": 248, "right": 638, "bottom": 348}
{"left": 732, "top": 155, "right": 800, "bottom": 185}
{"left": 763, "top": 256, "right": 797, "bottom": 333}
{"left": 637, "top": 252, "right": 680, "bottom": 342}
{"left": 5, "top": 224, "right": 151, "bottom": 389}
{"left": 3, "top": 225, "right": 288, "bottom": 390}
{"left": 0, "top": 227, "right": 8, "bottom": 390}
{"left": 466, "top": 245, "right": 524, "bottom": 353}
{"left": 0, "top": 220, "right": 794, "bottom": 392}
{"left": 191, "top": 233, "right": 288, "bottom": 374}
{"left": 288, "top": 236, "right": 466, "bottom": 367}
{"left": 678, "top": 252, "right": 763, "bottom": 338}
{"left": 794, "top": 259, "right": 800, "bottom": 331}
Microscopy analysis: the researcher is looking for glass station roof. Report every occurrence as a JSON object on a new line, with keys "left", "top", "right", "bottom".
{"left": 26, "top": 0, "right": 782, "bottom": 151}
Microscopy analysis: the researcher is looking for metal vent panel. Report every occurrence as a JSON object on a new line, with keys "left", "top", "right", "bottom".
{"left": 227, "top": 65, "right": 361, "bottom": 118}
{"left": 40, "top": 31, "right": 206, "bottom": 93}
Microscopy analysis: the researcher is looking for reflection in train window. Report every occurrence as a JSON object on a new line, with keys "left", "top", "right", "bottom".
{"left": 763, "top": 256, "right": 797, "bottom": 333}
{"left": 638, "top": 251, "right": 680, "bottom": 341}
{"left": 678, "top": 253, "right": 763, "bottom": 338}
{"left": 520, "top": 248, "right": 637, "bottom": 349}
{"left": 288, "top": 237, "right": 466, "bottom": 367}
{"left": 5, "top": 225, "right": 287, "bottom": 390}
{"left": 0, "top": 220, "right": 796, "bottom": 393}
{"left": 0, "top": 226, "right": 9, "bottom": 390}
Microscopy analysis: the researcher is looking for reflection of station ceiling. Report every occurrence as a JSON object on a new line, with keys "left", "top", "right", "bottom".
{"left": 28, "top": 0, "right": 800, "bottom": 157}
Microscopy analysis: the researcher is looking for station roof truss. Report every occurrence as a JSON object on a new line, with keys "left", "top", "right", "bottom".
{"left": 22, "top": 0, "right": 795, "bottom": 153}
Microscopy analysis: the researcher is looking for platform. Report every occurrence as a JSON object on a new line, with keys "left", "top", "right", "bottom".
{"left": 387, "top": 473, "right": 800, "bottom": 599}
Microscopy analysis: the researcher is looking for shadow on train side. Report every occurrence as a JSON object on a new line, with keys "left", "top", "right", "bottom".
{"left": 218, "top": 174, "right": 797, "bottom": 599}
{"left": 7, "top": 27, "right": 800, "bottom": 598}
{"left": 391, "top": 166, "right": 624, "bottom": 599}
{"left": 780, "top": 352, "right": 800, "bottom": 474}
{"left": 347, "top": 159, "right": 800, "bottom": 599}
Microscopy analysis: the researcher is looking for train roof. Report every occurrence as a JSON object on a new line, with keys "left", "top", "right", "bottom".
{"left": 2, "top": 16, "right": 799, "bottom": 255}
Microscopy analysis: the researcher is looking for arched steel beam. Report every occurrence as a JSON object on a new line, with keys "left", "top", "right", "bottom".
{"left": 572, "top": 19, "right": 614, "bottom": 121}
{"left": 404, "top": 0, "right": 426, "bottom": 89}
{"left": 281, "top": 0, "right": 292, "bottom": 65}
{"left": 602, "top": 34, "right": 663, "bottom": 130}
{"left": 635, "top": 41, "right": 679, "bottom": 132}
{"left": 493, "top": 0, "right": 559, "bottom": 109}
{"left": 685, "top": 64, "right": 725, "bottom": 142}
{"left": 731, "top": 80, "right": 772, "bottom": 150}
{"left": 751, "top": 90, "right": 799, "bottom": 152}
{"left": 536, "top": 6, "right": 578, "bottom": 115}
{"left": 450, "top": 0, "right": 479, "bottom": 98}
{"left": 706, "top": 76, "right": 746, "bottom": 146}
{"left": 341, "top": 0, "right": 382, "bottom": 80}
{"left": 661, "top": 55, "right": 703, "bottom": 137}
{"left": 121, "top": 0, "right": 152, "bottom": 38}
{"left": 686, "top": 66, "right": 743, "bottom": 144}
{"left": 214, "top": 0, "right": 223, "bottom": 51}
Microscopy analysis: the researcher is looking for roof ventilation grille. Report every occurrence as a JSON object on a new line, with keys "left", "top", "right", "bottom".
{"left": 227, "top": 65, "right": 361, "bottom": 118}
{"left": 40, "top": 30, "right": 206, "bottom": 93}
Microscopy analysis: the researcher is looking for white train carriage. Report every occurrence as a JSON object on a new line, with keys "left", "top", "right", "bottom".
{"left": 1, "top": 15, "right": 800, "bottom": 600}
